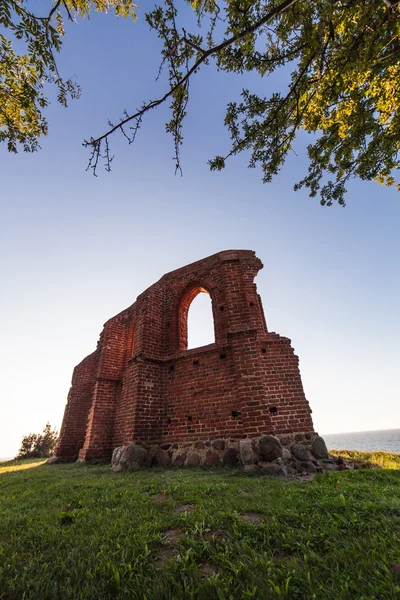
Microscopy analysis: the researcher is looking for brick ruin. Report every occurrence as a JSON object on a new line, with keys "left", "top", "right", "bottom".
{"left": 55, "top": 250, "right": 326, "bottom": 471}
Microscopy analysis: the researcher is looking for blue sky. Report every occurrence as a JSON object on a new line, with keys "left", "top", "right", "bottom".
{"left": 1, "top": 6, "right": 399, "bottom": 458}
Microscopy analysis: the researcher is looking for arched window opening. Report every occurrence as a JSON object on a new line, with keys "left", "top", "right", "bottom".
{"left": 178, "top": 286, "right": 216, "bottom": 350}
{"left": 187, "top": 290, "right": 215, "bottom": 349}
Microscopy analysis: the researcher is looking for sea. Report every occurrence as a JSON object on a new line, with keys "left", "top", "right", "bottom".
{"left": 323, "top": 428, "right": 400, "bottom": 454}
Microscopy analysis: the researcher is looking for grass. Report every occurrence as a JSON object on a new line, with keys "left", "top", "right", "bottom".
{"left": 0, "top": 457, "right": 46, "bottom": 475}
{"left": 0, "top": 452, "right": 399, "bottom": 599}
{"left": 329, "top": 449, "right": 400, "bottom": 470}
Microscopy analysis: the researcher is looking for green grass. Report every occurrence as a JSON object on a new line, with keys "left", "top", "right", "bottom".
{"left": 329, "top": 449, "right": 400, "bottom": 470}
{"left": 0, "top": 454, "right": 399, "bottom": 599}
{"left": 0, "top": 457, "right": 46, "bottom": 475}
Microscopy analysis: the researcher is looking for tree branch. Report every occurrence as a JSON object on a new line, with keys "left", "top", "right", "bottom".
{"left": 84, "top": 0, "right": 299, "bottom": 161}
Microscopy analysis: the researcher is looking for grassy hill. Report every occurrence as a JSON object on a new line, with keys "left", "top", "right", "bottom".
{"left": 0, "top": 453, "right": 399, "bottom": 599}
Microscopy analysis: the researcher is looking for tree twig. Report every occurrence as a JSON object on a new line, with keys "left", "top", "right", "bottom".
{"left": 84, "top": 0, "right": 299, "bottom": 163}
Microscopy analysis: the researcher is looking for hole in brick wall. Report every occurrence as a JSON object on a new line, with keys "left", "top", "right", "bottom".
{"left": 219, "top": 305, "right": 224, "bottom": 311}
{"left": 220, "top": 353, "right": 227, "bottom": 359}
{"left": 232, "top": 410, "right": 241, "bottom": 418}
{"left": 168, "top": 365, "right": 175, "bottom": 372}
{"left": 272, "top": 370, "right": 276, "bottom": 374}
{"left": 261, "top": 348, "right": 266, "bottom": 354}
{"left": 187, "top": 290, "right": 215, "bottom": 350}
{"left": 186, "top": 415, "right": 193, "bottom": 421}
{"left": 167, "top": 418, "right": 171, "bottom": 424}
{"left": 249, "top": 302, "right": 254, "bottom": 307}
{"left": 269, "top": 406, "right": 278, "bottom": 414}
{"left": 193, "top": 360, "right": 199, "bottom": 366}
{"left": 289, "top": 401, "right": 294, "bottom": 406}
{"left": 166, "top": 322, "right": 170, "bottom": 327}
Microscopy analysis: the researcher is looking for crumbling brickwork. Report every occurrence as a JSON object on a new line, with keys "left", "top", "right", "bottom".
{"left": 55, "top": 250, "right": 314, "bottom": 462}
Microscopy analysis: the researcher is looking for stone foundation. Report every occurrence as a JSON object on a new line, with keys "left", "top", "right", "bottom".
{"left": 110, "top": 433, "right": 335, "bottom": 476}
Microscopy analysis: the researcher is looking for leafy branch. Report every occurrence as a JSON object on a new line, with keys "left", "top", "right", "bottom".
{"left": 0, "top": 0, "right": 137, "bottom": 152}
{"left": 83, "top": 0, "right": 298, "bottom": 174}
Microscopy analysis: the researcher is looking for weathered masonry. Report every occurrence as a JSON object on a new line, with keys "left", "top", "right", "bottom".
{"left": 55, "top": 250, "right": 317, "bottom": 466}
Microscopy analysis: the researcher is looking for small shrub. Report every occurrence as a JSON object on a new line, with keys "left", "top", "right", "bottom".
{"left": 17, "top": 422, "right": 58, "bottom": 459}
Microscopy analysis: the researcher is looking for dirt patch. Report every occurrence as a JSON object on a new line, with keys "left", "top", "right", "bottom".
{"left": 154, "top": 492, "right": 169, "bottom": 504}
{"left": 175, "top": 503, "right": 196, "bottom": 515}
{"left": 239, "top": 489, "right": 253, "bottom": 497}
{"left": 199, "top": 562, "right": 218, "bottom": 578}
{"left": 205, "top": 529, "right": 230, "bottom": 543}
{"left": 273, "top": 551, "right": 298, "bottom": 565}
{"left": 392, "top": 564, "right": 400, "bottom": 584}
{"left": 163, "top": 529, "right": 182, "bottom": 544}
{"left": 154, "top": 526, "right": 182, "bottom": 568}
{"left": 153, "top": 546, "right": 177, "bottom": 569}
{"left": 240, "top": 512, "right": 262, "bottom": 525}
{"left": 293, "top": 473, "right": 317, "bottom": 482}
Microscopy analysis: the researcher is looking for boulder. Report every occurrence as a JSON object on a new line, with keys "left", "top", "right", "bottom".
{"left": 244, "top": 464, "right": 260, "bottom": 473}
{"left": 194, "top": 441, "right": 205, "bottom": 450}
{"left": 205, "top": 452, "right": 221, "bottom": 466}
{"left": 322, "top": 462, "right": 340, "bottom": 471}
{"left": 172, "top": 452, "right": 187, "bottom": 467}
{"left": 279, "top": 437, "right": 292, "bottom": 447}
{"left": 46, "top": 456, "right": 60, "bottom": 465}
{"left": 148, "top": 445, "right": 159, "bottom": 462}
{"left": 239, "top": 440, "right": 256, "bottom": 465}
{"left": 212, "top": 440, "right": 225, "bottom": 451}
{"left": 282, "top": 448, "right": 291, "bottom": 460}
{"left": 118, "top": 444, "right": 148, "bottom": 471}
{"left": 111, "top": 446, "right": 124, "bottom": 467}
{"left": 311, "top": 436, "right": 329, "bottom": 459}
{"left": 222, "top": 448, "right": 239, "bottom": 466}
{"left": 258, "top": 435, "right": 283, "bottom": 462}
{"left": 185, "top": 453, "right": 201, "bottom": 467}
{"left": 153, "top": 450, "right": 171, "bottom": 467}
{"left": 291, "top": 444, "right": 311, "bottom": 461}
{"left": 286, "top": 464, "right": 297, "bottom": 475}
{"left": 302, "top": 461, "right": 317, "bottom": 474}
{"left": 260, "top": 463, "right": 287, "bottom": 477}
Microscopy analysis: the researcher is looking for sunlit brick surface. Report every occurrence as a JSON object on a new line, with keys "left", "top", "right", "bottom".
{"left": 55, "top": 250, "right": 314, "bottom": 461}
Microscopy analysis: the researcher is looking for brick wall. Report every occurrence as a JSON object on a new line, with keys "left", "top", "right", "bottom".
{"left": 55, "top": 250, "right": 315, "bottom": 461}
{"left": 55, "top": 351, "right": 98, "bottom": 459}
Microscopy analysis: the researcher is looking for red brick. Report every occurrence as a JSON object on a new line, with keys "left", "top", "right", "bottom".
{"left": 55, "top": 250, "right": 314, "bottom": 461}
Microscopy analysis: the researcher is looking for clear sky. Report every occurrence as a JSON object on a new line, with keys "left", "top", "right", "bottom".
{"left": 1, "top": 7, "right": 399, "bottom": 458}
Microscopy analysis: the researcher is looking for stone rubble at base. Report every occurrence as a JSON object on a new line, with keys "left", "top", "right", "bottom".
{"left": 109, "top": 433, "right": 338, "bottom": 476}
